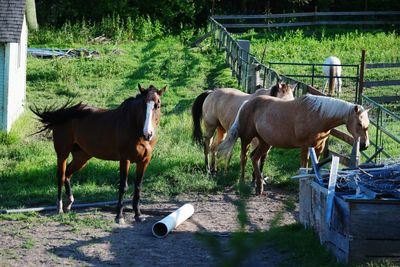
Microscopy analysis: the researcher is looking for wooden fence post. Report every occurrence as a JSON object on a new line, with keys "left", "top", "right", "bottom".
{"left": 237, "top": 39, "right": 250, "bottom": 90}
{"left": 247, "top": 62, "right": 261, "bottom": 93}
{"left": 358, "top": 49, "right": 366, "bottom": 104}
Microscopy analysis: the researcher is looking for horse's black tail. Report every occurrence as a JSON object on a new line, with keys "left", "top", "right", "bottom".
{"left": 30, "top": 99, "right": 91, "bottom": 134}
{"left": 191, "top": 90, "right": 213, "bottom": 145}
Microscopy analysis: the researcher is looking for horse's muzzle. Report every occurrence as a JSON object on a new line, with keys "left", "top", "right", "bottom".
{"left": 360, "top": 142, "right": 368, "bottom": 151}
{"left": 143, "top": 133, "right": 153, "bottom": 141}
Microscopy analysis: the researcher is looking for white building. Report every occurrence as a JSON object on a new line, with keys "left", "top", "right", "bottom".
{"left": 0, "top": 0, "right": 27, "bottom": 132}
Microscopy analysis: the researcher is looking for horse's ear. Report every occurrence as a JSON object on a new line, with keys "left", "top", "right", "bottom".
{"left": 275, "top": 80, "right": 282, "bottom": 89}
{"left": 157, "top": 86, "right": 167, "bottom": 96}
{"left": 291, "top": 83, "right": 298, "bottom": 92}
{"left": 138, "top": 84, "right": 146, "bottom": 94}
{"left": 364, "top": 104, "right": 373, "bottom": 113}
{"left": 354, "top": 105, "right": 362, "bottom": 113}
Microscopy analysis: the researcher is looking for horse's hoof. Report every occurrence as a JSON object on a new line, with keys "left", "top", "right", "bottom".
{"left": 115, "top": 217, "right": 126, "bottom": 224}
{"left": 135, "top": 216, "right": 146, "bottom": 222}
{"left": 57, "top": 208, "right": 64, "bottom": 214}
{"left": 63, "top": 207, "right": 71, "bottom": 213}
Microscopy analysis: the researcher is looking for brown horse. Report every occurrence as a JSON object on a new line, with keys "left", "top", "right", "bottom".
{"left": 31, "top": 84, "right": 166, "bottom": 224}
{"left": 218, "top": 94, "right": 370, "bottom": 194}
{"left": 192, "top": 82, "right": 295, "bottom": 173}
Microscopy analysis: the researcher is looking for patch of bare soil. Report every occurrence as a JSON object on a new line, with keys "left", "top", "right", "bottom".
{"left": 0, "top": 189, "right": 298, "bottom": 266}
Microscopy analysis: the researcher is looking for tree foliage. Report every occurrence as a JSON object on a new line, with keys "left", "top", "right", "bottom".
{"left": 35, "top": 0, "right": 399, "bottom": 32}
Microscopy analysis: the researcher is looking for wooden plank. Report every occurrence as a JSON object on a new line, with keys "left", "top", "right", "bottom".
{"left": 190, "top": 31, "right": 212, "bottom": 47}
{"left": 349, "top": 240, "right": 400, "bottom": 263}
{"left": 325, "top": 230, "right": 349, "bottom": 255}
{"left": 326, "top": 156, "right": 339, "bottom": 225}
{"left": 331, "top": 129, "right": 354, "bottom": 145}
{"left": 366, "top": 63, "right": 400, "bottom": 69}
{"left": 368, "top": 96, "right": 400, "bottom": 103}
{"left": 332, "top": 196, "right": 350, "bottom": 235}
{"left": 363, "top": 80, "right": 400, "bottom": 88}
{"left": 306, "top": 85, "right": 325, "bottom": 96}
{"left": 212, "top": 11, "right": 400, "bottom": 20}
{"left": 221, "top": 21, "right": 400, "bottom": 29}
{"left": 348, "top": 202, "right": 400, "bottom": 240}
{"left": 299, "top": 178, "right": 312, "bottom": 227}
{"left": 325, "top": 241, "right": 348, "bottom": 263}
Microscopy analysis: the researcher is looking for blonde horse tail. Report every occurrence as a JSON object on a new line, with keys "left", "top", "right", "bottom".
{"left": 217, "top": 123, "right": 239, "bottom": 166}
{"left": 217, "top": 100, "right": 248, "bottom": 167}
{"left": 328, "top": 65, "right": 338, "bottom": 95}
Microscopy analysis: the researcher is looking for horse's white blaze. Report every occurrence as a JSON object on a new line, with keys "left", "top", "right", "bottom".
{"left": 143, "top": 101, "right": 155, "bottom": 140}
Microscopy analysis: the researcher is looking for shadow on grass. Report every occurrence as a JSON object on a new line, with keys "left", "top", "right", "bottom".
{"left": 0, "top": 151, "right": 235, "bottom": 209}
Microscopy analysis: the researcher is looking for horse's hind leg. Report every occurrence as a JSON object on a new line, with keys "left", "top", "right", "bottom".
{"left": 64, "top": 148, "right": 91, "bottom": 212}
{"left": 210, "top": 126, "right": 226, "bottom": 174}
{"left": 250, "top": 141, "right": 271, "bottom": 195}
{"left": 240, "top": 140, "right": 250, "bottom": 182}
{"left": 203, "top": 124, "right": 217, "bottom": 173}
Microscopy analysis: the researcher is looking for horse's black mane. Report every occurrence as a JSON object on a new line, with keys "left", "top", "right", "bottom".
{"left": 269, "top": 84, "right": 279, "bottom": 97}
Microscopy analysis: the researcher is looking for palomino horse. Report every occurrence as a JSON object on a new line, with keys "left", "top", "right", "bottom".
{"left": 192, "top": 82, "right": 295, "bottom": 173}
{"left": 323, "top": 56, "right": 342, "bottom": 95}
{"left": 31, "top": 84, "right": 166, "bottom": 224}
{"left": 218, "top": 94, "right": 370, "bottom": 194}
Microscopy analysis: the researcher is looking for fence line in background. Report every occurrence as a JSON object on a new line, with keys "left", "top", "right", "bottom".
{"left": 358, "top": 49, "right": 400, "bottom": 162}
{"left": 213, "top": 11, "right": 400, "bottom": 29}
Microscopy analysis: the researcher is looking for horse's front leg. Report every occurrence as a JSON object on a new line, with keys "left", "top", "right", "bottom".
{"left": 300, "top": 147, "right": 310, "bottom": 168}
{"left": 132, "top": 159, "right": 150, "bottom": 222}
{"left": 116, "top": 159, "right": 130, "bottom": 224}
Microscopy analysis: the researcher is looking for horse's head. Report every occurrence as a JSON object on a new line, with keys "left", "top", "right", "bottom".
{"left": 346, "top": 105, "right": 370, "bottom": 151}
{"left": 269, "top": 81, "right": 296, "bottom": 100}
{"left": 138, "top": 84, "right": 167, "bottom": 141}
{"left": 255, "top": 81, "right": 295, "bottom": 100}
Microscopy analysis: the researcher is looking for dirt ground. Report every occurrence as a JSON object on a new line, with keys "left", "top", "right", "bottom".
{"left": 0, "top": 189, "right": 298, "bottom": 267}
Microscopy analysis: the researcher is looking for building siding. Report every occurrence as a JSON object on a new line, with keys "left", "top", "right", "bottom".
{"left": 1, "top": 17, "right": 27, "bottom": 132}
{"left": 0, "top": 44, "right": 5, "bottom": 130}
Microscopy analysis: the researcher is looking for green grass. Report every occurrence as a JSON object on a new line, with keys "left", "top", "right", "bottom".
{"left": 2, "top": 28, "right": 399, "bottom": 210}
{"left": 0, "top": 36, "right": 250, "bottom": 210}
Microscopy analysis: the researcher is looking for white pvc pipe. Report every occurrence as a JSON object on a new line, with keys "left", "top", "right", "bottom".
{"left": 152, "top": 203, "right": 194, "bottom": 238}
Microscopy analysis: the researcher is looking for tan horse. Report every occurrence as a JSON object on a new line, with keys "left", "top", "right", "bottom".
{"left": 218, "top": 94, "right": 370, "bottom": 194}
{"left": 192, "top": 82, "right": 295, "bottom": 173}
